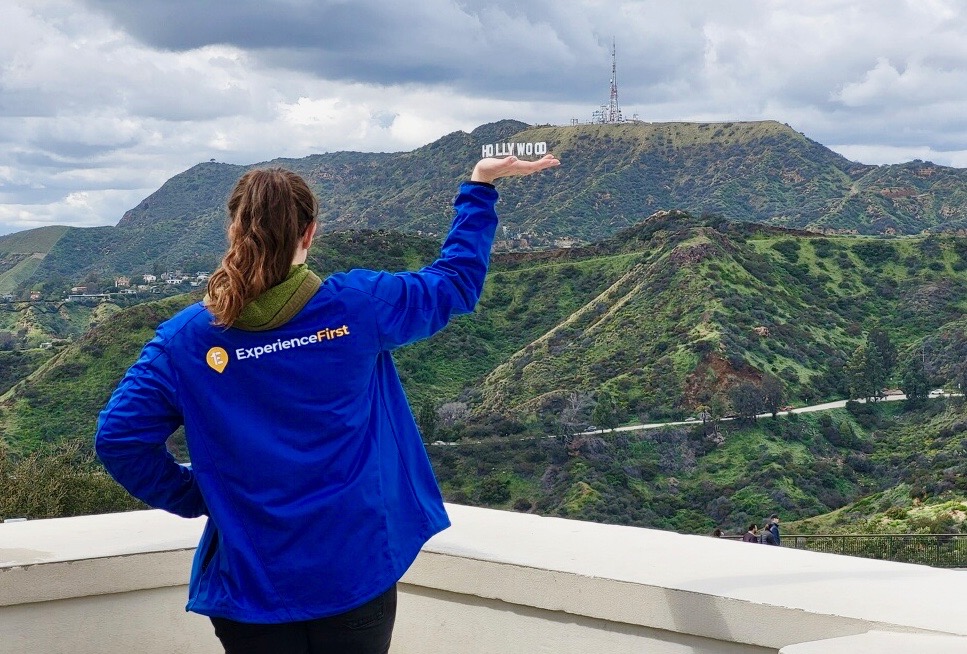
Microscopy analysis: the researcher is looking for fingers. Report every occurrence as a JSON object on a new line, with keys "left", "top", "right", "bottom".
{"left": 471, "top": 153, "right": 561, "bottom": 183}
{"left": 515, "top": 154, "right": 561, "bottom": 175}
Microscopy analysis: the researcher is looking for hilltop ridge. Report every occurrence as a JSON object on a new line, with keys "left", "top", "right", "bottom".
{"left": 6, "top": 119, "right": 967, "bottom": 298}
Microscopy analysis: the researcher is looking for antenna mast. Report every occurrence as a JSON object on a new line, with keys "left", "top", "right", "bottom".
{"left": 592, "top": 38, "right": 624, "bottom": 124}
{"left": 608, "top": 38, "right": 622, "bottom": 123}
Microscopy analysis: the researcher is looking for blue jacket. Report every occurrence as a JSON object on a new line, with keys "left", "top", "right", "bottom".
{"left": 96, "top": 181, "right": 499, "bottom": 622}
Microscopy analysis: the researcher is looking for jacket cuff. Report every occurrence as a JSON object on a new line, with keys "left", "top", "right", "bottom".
{"left": 464, "top": 180, "right": 496, "bottom": 190}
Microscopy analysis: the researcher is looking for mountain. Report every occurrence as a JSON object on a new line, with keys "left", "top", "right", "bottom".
{"left": 7, "top": 212, "right": 967, "bottom": 449}
{"left": 5, "top": 210, "right": 967, "bottom": 532}
{"left": 7, "top": 213, "right": 967, "bottom": 451}
{"left": 392, "top": 213, "right": 967, "bottom": 428}
{"left": 9, "top": 119, "right": 967, "bottom": 296}
{"left": 0, "top": 226, "right": 70, "bottom": 295}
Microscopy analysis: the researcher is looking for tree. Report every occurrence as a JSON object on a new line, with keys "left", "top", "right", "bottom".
{"left": 845, "top": 342, "right": 885, "bottom": 402}
{"left": 0, "top": 331, "right": 16, "bottom": 351}
{"left": 728, "top": 381, "right": 763, "bottom": 423}
{"left": 437, "top": 402, "right": 469, "bottom": 428}
{"left": 695, "top": 404, "right": 710, "bottom": 426}
{"left": 0, "top": 439, "right": 143, "bottom": 520}
{"left": 558, "top": 391, "right": 594, "bottom": 447}
{"left": 591, "top": 389, "right": 619, "bottom": 431}
{"left": 702, "top": 394, "right": 728, "bottom": 441}
{"left": 868, "top": 328, "right": 897, "bottom": 380}
{"left": 899, "top": 357, "right": 931, "bottom": 408}
{"left": 478, "top": 473, "right": 511, "bottom": 504}
{"left": 760, "top": 374, "right": 786, "bottom": 417}
{"left": 417, "top": 400, "right": 438, "bottom": 442}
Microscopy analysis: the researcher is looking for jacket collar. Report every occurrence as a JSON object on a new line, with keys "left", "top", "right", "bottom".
{"left": 232, "top": 264, "right": 322, "bottom": 331}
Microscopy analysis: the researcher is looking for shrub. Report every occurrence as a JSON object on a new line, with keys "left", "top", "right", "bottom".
{"left": 478, "top": 473, "right": 511, "bottom": 504}
{"left": 0, "top": 439, "right": 144, "bottom": 520}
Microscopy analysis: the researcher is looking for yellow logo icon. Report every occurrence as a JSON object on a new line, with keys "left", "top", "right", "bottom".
{"left": 206, "top": 347, "right": 229, "bottom": 373}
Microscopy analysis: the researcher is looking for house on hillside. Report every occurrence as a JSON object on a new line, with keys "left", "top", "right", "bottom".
{"left": 115, "top": 276, "right": 130, "bottom": 288}
{"left": 142, "top": 274, "right": 157, "bottom": 283}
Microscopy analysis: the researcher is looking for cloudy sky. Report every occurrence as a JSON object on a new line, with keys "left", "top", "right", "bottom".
{"left": 2, "top": 0, "right": 967, "bottom": 236}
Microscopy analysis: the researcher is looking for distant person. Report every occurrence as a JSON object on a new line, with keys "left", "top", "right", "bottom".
{"left": 742, "top": 524, "right": 760, "bottom": 543}
{"left": 712, "top": 527, "right": 723, "bottom": 538}
{"left": 763, "top": 514, "right": 782, "bottom": 546}
{"left": 95, "top": 153, "right": 560, "bottom": 654}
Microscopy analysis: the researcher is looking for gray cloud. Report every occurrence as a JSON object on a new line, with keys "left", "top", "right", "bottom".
{"left": 79, "top": 0, "right": 694, "bottom": 102}
{"left": 3, "top": 0, "right": 967, "bottom": 234}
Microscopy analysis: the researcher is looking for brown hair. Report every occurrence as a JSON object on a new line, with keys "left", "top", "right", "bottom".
{"left": 206, "top": 168, "right": 318, "bottom": 327}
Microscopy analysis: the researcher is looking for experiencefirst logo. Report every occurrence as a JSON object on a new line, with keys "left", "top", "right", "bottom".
{"left": 205, "top": 325, "right": 350, "bottom": 373}
{"left": 480, "top": 141, "right": 549, "bottom": 158}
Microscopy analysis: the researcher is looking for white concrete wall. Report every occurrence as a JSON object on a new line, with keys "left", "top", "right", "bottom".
{"left": 2, "top": 505, "right": 966, "bottom": 654}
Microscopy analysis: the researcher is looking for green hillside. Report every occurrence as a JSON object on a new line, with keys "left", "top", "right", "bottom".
{"left": 4, "top": 213, "right": 967, "bottom": 533}
{"left": 394, "top": 214, "right": 967, "bottom": 431}
{"left": 8, "top": 120, "right": 967, "bottom": 295}
{"left": 0, "top": 295, "right": 198, "bottom": 452}
{"left": 0, "top": 226, "right": 69, "bottom": 295}
{"left": 0, "top": 225, "right": 70, "bottom": 255}
{"left": 428, "top": 398, "right": 967, "bottom": 535}
{"left": 0, "top": 257, "right": 43, "bottom": 295}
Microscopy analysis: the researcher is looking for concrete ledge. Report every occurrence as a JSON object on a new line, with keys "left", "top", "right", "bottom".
{"left": 3, "top": 505, "right": 967, "bottom": 653}
{"left": 0, "top": 510, "right": 203, "bottom": 606}
{"left": 405, "top": 504, "right": 967, "bottom": 651}
{"left": 780, "top": 630, "right": 967, "bottom": 653}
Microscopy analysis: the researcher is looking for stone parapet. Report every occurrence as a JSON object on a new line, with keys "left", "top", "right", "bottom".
{"left": 2, "top": 505, "right": 965, "bottom": 653}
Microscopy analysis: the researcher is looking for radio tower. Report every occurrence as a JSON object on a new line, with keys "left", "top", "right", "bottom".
{"left": 593, "top": 38, "right": 623, "bottom": 124}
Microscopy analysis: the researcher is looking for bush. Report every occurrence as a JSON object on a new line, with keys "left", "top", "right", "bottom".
{"left": 512, "top": 498, "right": 533, "bottom": 512}
{"left": 478, "top": 473, "right": 511, "bottom": 504}
{"left": 0, "top": 439, "right": 144, "bottom": 520}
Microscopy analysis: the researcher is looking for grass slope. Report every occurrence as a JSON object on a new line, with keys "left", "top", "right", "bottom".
{"left": 12, "top": 119, "right": 967, "bottom": 293}
{"left": 5, "top": 215, "right": 967, "bottom": 535}
{"left": 430, "top": 399, "right": 967, "bottom": 535}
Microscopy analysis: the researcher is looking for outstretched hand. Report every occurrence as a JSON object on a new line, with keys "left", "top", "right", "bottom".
{"left": 471, "top": 154, "right": 561, "bottom": 184}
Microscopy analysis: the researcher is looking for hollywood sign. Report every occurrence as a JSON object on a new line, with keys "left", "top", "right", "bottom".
{"left": 481, "top": 142, "right": 548, "bottom": 158}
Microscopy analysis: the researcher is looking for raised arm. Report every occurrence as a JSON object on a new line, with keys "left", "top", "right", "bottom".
{"left": 366, "top": 154, "right": 561, "bottom": 350}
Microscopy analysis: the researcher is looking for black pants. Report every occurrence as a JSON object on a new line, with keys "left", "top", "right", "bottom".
{"left": 210, "top": 585, "right": 397, "bottom": 654}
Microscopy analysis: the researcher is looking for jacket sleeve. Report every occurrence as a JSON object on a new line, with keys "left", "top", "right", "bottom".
{"left": 364, "top": 181, "right": 499, "bottom": 350}
{"left": 94, "top": 333, "right": 207, "bottom": 518}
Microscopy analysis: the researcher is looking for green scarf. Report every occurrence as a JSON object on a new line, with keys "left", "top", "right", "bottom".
{"left": 231, "top": 264, "right": 322, "bottom": 331}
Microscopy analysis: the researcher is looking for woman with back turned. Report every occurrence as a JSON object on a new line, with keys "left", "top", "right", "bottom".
{"left": 95, "top": 153, "right": 560, "bottom": 654}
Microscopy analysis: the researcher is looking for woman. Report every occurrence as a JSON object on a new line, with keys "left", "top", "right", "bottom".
{"left": 95, "top": 153, "right": 560, "bottom": 654}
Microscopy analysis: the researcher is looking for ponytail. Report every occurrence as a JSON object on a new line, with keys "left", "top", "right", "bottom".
{"left": 206, "top": 168, "right": 318, "bottom": 327}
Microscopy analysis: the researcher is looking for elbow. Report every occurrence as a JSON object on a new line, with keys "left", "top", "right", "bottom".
{"left": 93, "top": 431, "right": 122, "bottom": 479}
{"left": 93, "top": 430, "right": 109, "bottom": 464}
